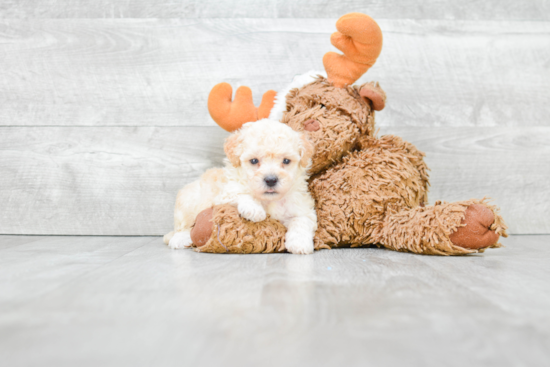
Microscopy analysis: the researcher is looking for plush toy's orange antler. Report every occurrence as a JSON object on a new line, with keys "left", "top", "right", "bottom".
{"left": 323, "top": 13, "right": 383, "bottom": 88}
{"left": 208, "top": 83, "right": 277, "bottom": 132}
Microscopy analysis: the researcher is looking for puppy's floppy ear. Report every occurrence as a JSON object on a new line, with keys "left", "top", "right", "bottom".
{"left": 299, "top": 133, "right": 315, "bottom": 168}
{"left": 224, "top": 131, "right": 243, "bottom": 167}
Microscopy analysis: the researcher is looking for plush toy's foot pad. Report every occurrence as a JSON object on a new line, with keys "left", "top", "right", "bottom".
{"left": 190, "top": 207, "right": 215, "bottom": 247}
{"left": 449, "top": 204, "right": 500, "bottom": 250}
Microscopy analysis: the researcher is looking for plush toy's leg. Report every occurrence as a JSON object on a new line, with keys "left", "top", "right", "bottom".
{"left": 190, "top": 204, "right": 287, "bottom": 254}
{"left": 310, "top": 135, "right": 431, "bottom": 251}
{"left": 375, "top": 199, "right": 508, "bottom": 255}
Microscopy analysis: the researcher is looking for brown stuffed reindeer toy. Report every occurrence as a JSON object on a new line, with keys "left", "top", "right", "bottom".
{"left": 172, "top": 12, "right": 508, "bottom": 255}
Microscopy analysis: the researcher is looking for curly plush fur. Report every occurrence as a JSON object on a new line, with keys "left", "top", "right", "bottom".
{"left": 282, "top": 77, "right": 375, "bottom": 173}
{"left": 195, "top": 199, "right": 506, "bottom": 256}
{"left": 195, "top": 205, "right": 287, "bottom": 254}
{"left": 189, "top": 75, "right": 508, "bottom": 255}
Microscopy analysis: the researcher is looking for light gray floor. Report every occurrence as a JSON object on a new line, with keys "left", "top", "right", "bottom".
{"left": 1, "top": 235, "right": 549, "bottom": 367}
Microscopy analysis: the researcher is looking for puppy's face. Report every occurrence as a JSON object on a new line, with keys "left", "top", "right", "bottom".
{"left": 224, "top": 119, "right": 313, "bottom": 202}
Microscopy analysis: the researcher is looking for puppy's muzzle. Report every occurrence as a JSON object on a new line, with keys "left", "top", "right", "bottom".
{"left": 264, "top": 175, "right": 278, "bottom": 187}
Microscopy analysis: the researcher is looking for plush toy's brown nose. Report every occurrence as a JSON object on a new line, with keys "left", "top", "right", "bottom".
{"left": 303, "top": 119, "right": 320, "bottom": 132}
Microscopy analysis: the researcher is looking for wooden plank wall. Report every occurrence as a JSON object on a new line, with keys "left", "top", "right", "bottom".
{"left": 1, "top": 1, "right": 548, "bottom": 235}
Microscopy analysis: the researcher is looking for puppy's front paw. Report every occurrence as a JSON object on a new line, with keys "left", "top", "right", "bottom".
{"left": 238, "top": 200, "right": 267, "bottom": 222}
{"left": 285, "top": 231, "right": 314, "bottom": 255}
{"left": 168, "top": 231, "right": 193, "bottom": 249}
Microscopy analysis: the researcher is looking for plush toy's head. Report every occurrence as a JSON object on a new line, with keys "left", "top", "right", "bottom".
{"left": 279, "top": 77, "right": 385, "bottom": 173}
{"left": 207, "top": 12, "right": 386, "bottom": 173}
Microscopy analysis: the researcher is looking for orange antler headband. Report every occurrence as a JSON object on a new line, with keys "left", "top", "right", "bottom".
{"left": 207, "top": 13, "right": 383, "bottom": 131}
{"left": 207, "top": 83, "right": 276, "bottom": 132}
{"left": 323, "top": 13, "right": 383, "bottom": 88}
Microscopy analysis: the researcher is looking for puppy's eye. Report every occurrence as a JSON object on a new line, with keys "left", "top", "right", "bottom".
{"left": 320, "top": 103, "right": 326, "bottom": 109}
{"left": 283, "top": 158, "right": 291, "bottom": 165}
{"left": 250, "top": 158, "right": 259, "bottom": 165}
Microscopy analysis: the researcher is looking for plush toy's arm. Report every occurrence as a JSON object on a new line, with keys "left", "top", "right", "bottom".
{"left": 191, "top": 205, "right": 287, "bottom": 254}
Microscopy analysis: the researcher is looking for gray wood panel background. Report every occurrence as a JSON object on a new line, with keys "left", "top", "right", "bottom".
{"left": 1, "top": 127, "right": 548, "bottom": 235}
{"left": 1, "top": 0, "right": 549, "bottom": 20}
{"left": 0, "top": 1, "right": 548, "bottom": 235}
{"left": 1, "top": 19, "right": 549, "bottom": 127}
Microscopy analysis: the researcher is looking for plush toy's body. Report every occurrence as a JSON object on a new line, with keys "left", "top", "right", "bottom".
{"left": 185, "top": 13, "right": 508, "bottom": 255}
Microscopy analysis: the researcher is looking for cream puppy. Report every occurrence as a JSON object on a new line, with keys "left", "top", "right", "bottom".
{"left": 164, "top": 119, "right": 317, "bottom": 254}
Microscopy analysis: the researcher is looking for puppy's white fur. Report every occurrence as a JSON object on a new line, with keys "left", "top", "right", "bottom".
{"left": 164, "top": 119, "right": 317, "bottom": 255}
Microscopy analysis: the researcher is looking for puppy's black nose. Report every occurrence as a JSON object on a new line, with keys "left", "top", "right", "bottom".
{"left": 264, "top": 176, "right": 278, "bottom": 187}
